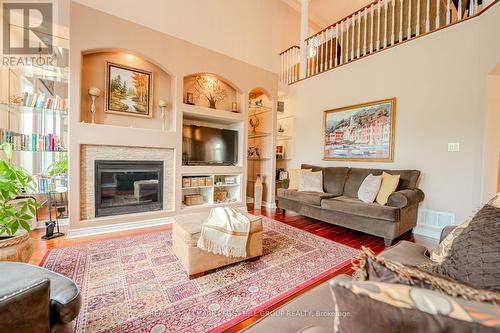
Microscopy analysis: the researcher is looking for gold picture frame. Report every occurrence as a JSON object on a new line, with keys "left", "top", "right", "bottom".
{"left": 322, "top": 98, "right": 396, "bottom": 162}
{"left": 104, "top": 62, "right": 153, "bottom": 118}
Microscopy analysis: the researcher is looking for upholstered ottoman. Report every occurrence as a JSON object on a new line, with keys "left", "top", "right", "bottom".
{"left": 173, "top": 210, "right": 263, "bottom": 279}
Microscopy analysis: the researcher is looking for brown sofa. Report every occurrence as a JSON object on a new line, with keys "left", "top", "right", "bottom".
{"left": 278, "top": 164, "right": 424, "bottom": 246}
{"left": 243, "top": 226, "right": 499, "bottom": 333}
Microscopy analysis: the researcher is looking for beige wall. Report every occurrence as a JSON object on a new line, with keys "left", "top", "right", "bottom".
{"left": 69, "top": 3, "right": 278, "bottom": 232}
{"left": 72, "top": 0, "right": 302, "bottom": 73}
{"left": 286, "top": 4, "right": 500, "bottom": 224}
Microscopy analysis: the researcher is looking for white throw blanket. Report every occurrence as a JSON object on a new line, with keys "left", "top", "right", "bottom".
{"left": 197, "top": 207, "right": 250, "bottom": 258}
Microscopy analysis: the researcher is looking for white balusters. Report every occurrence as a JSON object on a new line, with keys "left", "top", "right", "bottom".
{"left": 399, "top": 0, "right": 404, "bottom": 42}
{"left": 436, "top": 0, "right": 440, "bottom": 29}
{"left": 416, "top": 0, "right": 421, "bottom": 35}
{"left": 321, "top": 31, "right": 325, "bottom": 72}
{"left": 357, "top": 11, "right": 361, "bottom": 58}
{"left": 383, "top": 0, "right": 388, "bottom": 48}
{"left": 408, "top": 0, "right": 412, "bottom": 38}
{"left": 351, "top": 15, "right": 355, "bottom": 59}
{"left": 391, "top": 0, "right": 396, "bottom": 45}
{"left": 377, "top": 1, "right": 381, "bottom": 50}
{"left": 364, "top": 7, "right": 368, "bottom": 55}
{"left": 446, "top": 0, "right": 451, "bottom": 24}
{"left": 458, "top": 0, "right": 462, "bottom": 20}
{"left": 370, "top": 3, "right": 375, "bottom": 52}
{"left": 346, "top": 17, "right": 350, "bottom": 62}
{"left": 426, "top": 0, "right": 431, "bottom": 32}
{"left": 340, "top": 20, "right": 344, "bottom": 64}
{"left": 335, "top": 24, "right": 339, "bottom": 67}
{"left": 315, "top": 37, "right": 319, "bottom": 75}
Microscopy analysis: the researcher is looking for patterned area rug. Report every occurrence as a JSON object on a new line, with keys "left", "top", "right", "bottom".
{"left": 41, "top": 218, "right": 359, "bottom": 333}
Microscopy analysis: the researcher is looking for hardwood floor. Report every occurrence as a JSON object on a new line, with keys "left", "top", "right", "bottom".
{"left": 28, "top": 207, "right": 437, "bottom": 332}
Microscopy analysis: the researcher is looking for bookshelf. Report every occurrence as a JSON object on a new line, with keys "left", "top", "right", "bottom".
{"left": 0, "top": 45, "right": 69, "bottom": 200}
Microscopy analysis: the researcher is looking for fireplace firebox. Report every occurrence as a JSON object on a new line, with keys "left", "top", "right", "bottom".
{"left": 95, "top": 160, "right": 163, "bottom": 217}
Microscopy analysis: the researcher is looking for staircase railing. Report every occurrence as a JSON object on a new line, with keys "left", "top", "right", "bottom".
{"left": 280, "top": 0, "right": 497, "bottom": 84}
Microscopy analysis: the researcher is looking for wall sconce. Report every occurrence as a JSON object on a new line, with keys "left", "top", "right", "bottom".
{"left": 158, "top": 99, "right": 169, "bottom": 131}
{"left": 88, "top": 87, "right": 102, "bottom": 123}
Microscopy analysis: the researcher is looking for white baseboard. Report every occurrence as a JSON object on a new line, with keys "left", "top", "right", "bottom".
{"left": 414, "top": 209, "right": 455, "bottom": 239}
{"left": 66, "top": 217, "right": 174, "bottom": 238}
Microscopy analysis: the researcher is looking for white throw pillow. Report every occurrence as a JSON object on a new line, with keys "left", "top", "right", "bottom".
{"left": 299, "top": 170, "right": 324, "bottom": 192}
{"left": 357, "top": 174, "right": 382, "bottom": 203}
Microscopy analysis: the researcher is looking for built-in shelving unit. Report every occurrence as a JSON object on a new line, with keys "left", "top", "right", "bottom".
{"left": 247, "top": 88, "right": 274, "bottom": 207}
{"left": 275, "top": 97, "right": 295, "bottom": 196}
{"left": 181, "top": 174, "right": 241, "bottom": 209}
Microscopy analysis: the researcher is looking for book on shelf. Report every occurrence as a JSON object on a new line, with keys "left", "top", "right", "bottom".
{"left": 18, "top": 92, "right": 68, "bottom": 112}
{"left": 0, "top": 128, "right": 66, "bottom": 152}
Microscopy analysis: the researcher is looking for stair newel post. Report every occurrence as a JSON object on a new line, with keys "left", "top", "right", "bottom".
{"left": 399, "top": 0, "right": 404, "bottom": 42}
{"left": 436, "top": 0, "right": 440, "bottom": 29}
{"left": 407, "top": 0, "right": 412, "bottom": 39}
{"left": 370, "top": 4, "right": 375, "bottom": 52}
{"left": 364, "top": 7, "right": 368, "bottom": 55}
{"left": 446, "top": 0, "right": 451, "bottom": 24}
{"left": 357, "top": 11, "right": 361, "bottom": 58}
{"left": 416, "top": 0, "right": 421, "bottom": 35}
{"left": 426, "top": 0, "right": 431, "bottom": 32}
{"left": 377, "top": 0, "right": 381, "bottom": 50}
{"left": 391, "top": 0, "right": 396, "bottom": 45}
{"left": 351, "top": 15, "right": 355, "bottom": 59}
{"left": 335, "top": 24, "right": 339, "bottom": 67}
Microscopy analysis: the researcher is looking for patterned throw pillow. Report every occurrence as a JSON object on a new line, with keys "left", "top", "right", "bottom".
{"left": 357, "top": 174, "right": 382, "bottom": 203}
{"left": 376, "top": 172, "right": 400, "bottom": 205}
{"left": 431, "top": 217, "right": 472, "bottom": 263}
{"left": 488, "top": 192, "right": 500, "bottom": 208}
{"left": 352, "top": 247, "right": 500, "bottom": 305}
{"left": 298, "top": 170, "right": 324, "bottom": 193}
{"left": 287, "top": 168, "right": 311, "bottom": 190}
{"left": 424, "top": 204, "right": 500, "bottom": 291}
{"left": 330, "top": 279, "right": 500, "bottom": 333}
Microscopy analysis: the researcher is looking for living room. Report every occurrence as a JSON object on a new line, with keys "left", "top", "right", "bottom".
{"left": 0, "top": 0, "right": 499, "bottom": 332}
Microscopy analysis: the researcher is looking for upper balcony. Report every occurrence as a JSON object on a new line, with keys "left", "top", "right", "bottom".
{"left": 280, "top": 0, "right": 498, "bottom": 85}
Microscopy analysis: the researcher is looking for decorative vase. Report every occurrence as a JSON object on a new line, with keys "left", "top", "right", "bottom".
{"left": 0, "top": 230, "right": 33, "bottom": 263}
{"left": 254, "top": 175, "right": 263, "bottom": 209}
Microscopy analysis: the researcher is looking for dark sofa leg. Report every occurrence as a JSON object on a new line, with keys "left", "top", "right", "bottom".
{"left": 280, "top": 208, "right": 286, "bottom": 215}
{"left": 384, "top": 238, "right": 393, "bottom": 247}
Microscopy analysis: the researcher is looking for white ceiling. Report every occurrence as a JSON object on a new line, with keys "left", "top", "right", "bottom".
{"left": 282, "top": 0, "right": 374, "bottom": 30}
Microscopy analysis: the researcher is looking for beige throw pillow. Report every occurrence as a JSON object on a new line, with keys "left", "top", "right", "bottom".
{"left": 357, "top": 174, "right": 382, "bottom": 203}
{"left": 299, "top": 170, "right": 324, "bottom": 192}
{"left": 376, "top": 172, "right": 400, "bottom": 205}
{"left": 287, "top": 168, "right": 311, "bottom": 190}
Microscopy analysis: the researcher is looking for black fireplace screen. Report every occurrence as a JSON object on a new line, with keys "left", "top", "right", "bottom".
{"left": 95, "top": 160, "right": 163, "bottom": 217}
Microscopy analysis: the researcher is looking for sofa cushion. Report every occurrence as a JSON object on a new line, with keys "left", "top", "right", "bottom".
{"left": 343, "top": 168, "right": 420, "bottom": 198}
{"left": 288, "top": 168, "right": 312, "bottom": 190}
{"left": 278, "top": 189, "right": 335, "bottom": 206}
{"left": 299, "top": 170, "right": 324, "bottom": 192}
{"left": 321, "top": 196, "right": 399, "bottom": 221}
{"left": 330, "top": 278, "right": 500, "bottom": 333}
{"left": 376, "top": 172, "right": 400, "bottom": 205}
{"left": 357, "top": 174, "right": 382, "bottom": 203}
{"left": 302, "top": 164, "right": 349, "bottom": 195}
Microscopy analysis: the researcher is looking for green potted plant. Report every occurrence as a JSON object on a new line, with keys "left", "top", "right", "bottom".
{"left": 0, "top": 143, "right": 40, "bottom": 262}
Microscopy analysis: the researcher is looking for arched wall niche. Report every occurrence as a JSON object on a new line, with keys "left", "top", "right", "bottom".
{"left": 80, "top": 49, "right": 173, "bottom": 130}
{"left": 183, "top": 72, "right": 240, "bottom": 112}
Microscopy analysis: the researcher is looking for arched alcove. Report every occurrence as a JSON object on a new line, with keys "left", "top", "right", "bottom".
{"left": 183, "top": 73, "right": 240, "bottom": 112}
{"left": 80, "top": 50, "right": 172, "bottom": 130}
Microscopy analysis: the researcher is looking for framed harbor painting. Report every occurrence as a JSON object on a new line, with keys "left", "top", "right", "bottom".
{"left": 323, "top": 98, "right": 396, "bottom": 162}
{"left": 105, "top": 62, "right": 153, "bottom": 118}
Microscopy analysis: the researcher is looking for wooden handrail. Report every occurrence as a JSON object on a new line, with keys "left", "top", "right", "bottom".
{"left": 279, "top": 45, "right": 300, "bottom": 55}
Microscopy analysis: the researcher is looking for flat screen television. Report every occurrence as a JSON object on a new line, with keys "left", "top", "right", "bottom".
{"left": 182, "top": 125, "right": 238, "bottom": 165}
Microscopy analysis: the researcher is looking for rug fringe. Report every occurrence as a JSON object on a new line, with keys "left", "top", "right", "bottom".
{"left": 197, "top": 237, "right": 247, "bottom": 258}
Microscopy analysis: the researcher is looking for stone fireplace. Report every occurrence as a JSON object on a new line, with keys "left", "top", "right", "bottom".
{"left": 80, "top": 145, "right": 174, "bottom": 220}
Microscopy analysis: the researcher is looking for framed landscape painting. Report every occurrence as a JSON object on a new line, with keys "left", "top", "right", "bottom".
{"left": 323, "top": 98, "right": 396, "bottom": 162}
{"left": 105, "top": 62, "right": 153, "bottom": 118}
